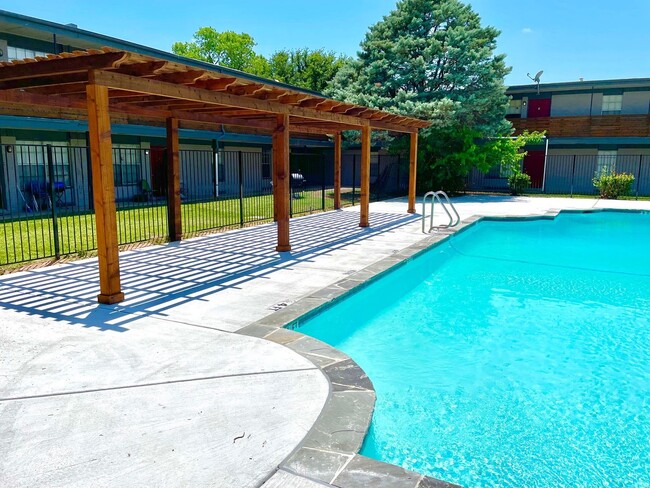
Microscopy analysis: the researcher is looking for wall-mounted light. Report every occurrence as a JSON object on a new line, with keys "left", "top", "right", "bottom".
{"left": 144, "top": 149, "right": 150, "bottom": 156}
{"left": 522, "top": 100, "right": 527, "bottom": 106}
{"left": 5, "top": 145, "right": 13, "bottom": 153}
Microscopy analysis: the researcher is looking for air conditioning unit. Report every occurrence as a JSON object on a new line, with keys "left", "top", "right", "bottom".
{"left": 0, "top": 40, "right": 8, "bottom": 61}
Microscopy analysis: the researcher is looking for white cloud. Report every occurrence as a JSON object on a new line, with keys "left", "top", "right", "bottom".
{"left": 522, "top": 27, "right": 533, "bottom": 34}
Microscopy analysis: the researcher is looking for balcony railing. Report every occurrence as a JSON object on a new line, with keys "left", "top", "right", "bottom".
{"left": 511, "top": 115, "right": 650, "bottom": 138}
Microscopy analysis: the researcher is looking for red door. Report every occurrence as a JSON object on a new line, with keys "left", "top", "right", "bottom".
{"left": 150, "top": 146, "right": 167, "bottom": 196}
{"left": 528, "top": 98, "right": 551, "bottom": 118}
{"left": 523, "top": 151, "right": 546, "bottom": 189}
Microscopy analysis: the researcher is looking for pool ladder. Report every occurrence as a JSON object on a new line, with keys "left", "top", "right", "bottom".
{"left": 422, "top": 190, "right": 461, "bottom": 233}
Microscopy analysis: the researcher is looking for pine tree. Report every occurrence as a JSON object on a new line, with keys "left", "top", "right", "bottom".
{"left": 326, "top": 0, "right": 525, "bottom": 190}
{"left": 329, "top": 0, "right": 510, "bottom": 134}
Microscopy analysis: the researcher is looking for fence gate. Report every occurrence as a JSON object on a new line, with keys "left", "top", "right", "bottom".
{"left": 289, "top": 152, "right": 329, "bottom": 217}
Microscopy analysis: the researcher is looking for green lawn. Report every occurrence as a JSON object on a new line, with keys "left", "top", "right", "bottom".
{"left": 0, "top": 189, "right": 343, "bottom": 266}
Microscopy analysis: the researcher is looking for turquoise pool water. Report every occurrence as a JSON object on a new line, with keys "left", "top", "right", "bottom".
{"left": 296, "top": 211, "right": 650, "bottom": 487}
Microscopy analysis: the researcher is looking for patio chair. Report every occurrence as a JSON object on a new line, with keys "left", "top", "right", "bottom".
{"left": 134, "top": 179, "right": 153, "bottom": 202}
{"left": 24, "top": 180, "right": 51, "bottom": 211}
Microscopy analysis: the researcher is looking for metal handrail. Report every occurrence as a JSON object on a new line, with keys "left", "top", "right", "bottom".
{"left": 422, "top": 190, "right": 460, "bottom": 233}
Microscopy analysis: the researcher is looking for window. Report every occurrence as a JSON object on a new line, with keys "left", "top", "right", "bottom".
{"left": 506, "top": 99, "right": 522, "bottom": 116}
{"left": 14, "top": 141, "right": 71, "bottom": 188}
{"left": 261, "top": 152, "right": 271, "bottom": 179}
{"left": 596, "top": 150, "right": 617, "bottom": 176}
{"left": 499, "top": 163, "right": 515, "bottom": 178}
{"left": 601, "top": 95, "right": 622, "bottom": 115}
{"left": 7, "top": 46, "right": 49, "bottom": 61}
{"left": 112, "top": 144, "right": 142, "bottom": 186}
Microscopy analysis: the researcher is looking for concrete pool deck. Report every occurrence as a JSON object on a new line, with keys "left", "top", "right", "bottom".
{"left": 2, "top": 195, "right": 650, "bottom": 487}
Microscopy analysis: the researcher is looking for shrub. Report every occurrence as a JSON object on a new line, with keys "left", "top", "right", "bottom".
{"left": 592, "top": 172, "right": 635, "bottom": 199}
{"left": 508, "top": 172, "right": 531, "bottom": 196}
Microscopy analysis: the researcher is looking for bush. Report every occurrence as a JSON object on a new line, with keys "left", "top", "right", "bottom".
{"left": 508, "top": 172, "right": 531, "bottom": 196}
{"left": 592, "top": 172, "right": 635, "bottom": 199}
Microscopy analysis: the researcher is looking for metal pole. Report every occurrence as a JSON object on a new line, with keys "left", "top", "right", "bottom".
{"left": 570, "top": 155, "right": 576, "bottom": 198}
{"left": 46, "top": 145, "right": 60, "bottom": 258}
{"left": 238, "top": 151, "right": 244, "bottom": 227}
{"left": 636, "top": 154, "right": 642, "bottom": 200}
{"left": 321, "top": 153, "right": 326, "bottom": 211}
{"left": 541, "top": 137, "right": 549, "bottom": 193}
{"left": 397, "top": 154, "right": 401, "bottom": 195}
{"left": 352, "top": 154, "right": 356, "bottom": 206}
{"left": 212, "top": 139, "right": 219, "bottom": 198}
{"left": 289, "top": 153, "right": 293, "bottom": 217}
{"left": 85, "top": 132, "right": 94, "bottom": 211}
{"left": 377, "top": 153, "right": 381, "bottom": 201}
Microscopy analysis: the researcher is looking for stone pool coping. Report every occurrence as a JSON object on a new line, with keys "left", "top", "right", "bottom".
{"left": 236, "top": 207, "right": 602, "bottom": 488}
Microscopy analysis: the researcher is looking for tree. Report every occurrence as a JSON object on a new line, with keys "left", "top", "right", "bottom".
{"left": 268, "top": 49, "right": 348, "bottom": 93}
{"left": 172, "top": 29, "right": 347, "bottom": 92}
{"left": 172, "top": 27, "right": 270, "bottom": 76}
{"left": 326, "top": 0, "right": 519, "bottom": 191}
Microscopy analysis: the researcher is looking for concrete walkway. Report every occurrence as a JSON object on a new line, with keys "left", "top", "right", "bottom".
{"left": 1, "top": 195, "right": 649, "bottom": 487}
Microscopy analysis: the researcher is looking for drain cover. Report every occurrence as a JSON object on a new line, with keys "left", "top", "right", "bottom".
{"left": 268, "top": 301, "right": 293, "bottom": 311}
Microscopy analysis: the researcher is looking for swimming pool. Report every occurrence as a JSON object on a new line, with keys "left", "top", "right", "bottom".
{"left": 296, "top": 211, "right": 650, "bottom": 487}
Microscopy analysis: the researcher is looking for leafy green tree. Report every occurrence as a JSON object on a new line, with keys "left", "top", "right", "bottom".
{"left": 326, "top": 0, "right": 521, "bottom": 191}
{"left": 268, "top": 49, "right": 348, "bottom": 93}
{"left": 172, "top": 29, "right": 346, "bottom": 92}
{"left": 172, "top": 27, "right": 270, "bottom": 76}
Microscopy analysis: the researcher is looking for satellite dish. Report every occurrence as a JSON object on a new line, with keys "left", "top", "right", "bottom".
{"left": 527, "top": 70, "right": 544, "bottom": 94}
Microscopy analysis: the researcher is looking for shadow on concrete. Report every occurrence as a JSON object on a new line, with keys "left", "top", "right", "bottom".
{"left": 0, "top": 210, "right": 418, "bottom": 332}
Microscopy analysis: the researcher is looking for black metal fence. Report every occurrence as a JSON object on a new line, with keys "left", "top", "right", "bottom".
{"left": 466, "top": 154, "right": 650, "bottom": 197}
{"left": 0, "top": 144, "right": 360, "bottom": 266}
{"left": 340, "top": 152, "right": 407, "bottom": 206}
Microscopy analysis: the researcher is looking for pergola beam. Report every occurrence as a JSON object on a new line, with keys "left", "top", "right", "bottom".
{"left": 89, "top": 69, "right": 371, "bottom": 128}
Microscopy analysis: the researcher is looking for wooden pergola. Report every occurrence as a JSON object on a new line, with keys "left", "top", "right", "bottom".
{"left": 0, "top": 48, "right": 429, "bottom": 304}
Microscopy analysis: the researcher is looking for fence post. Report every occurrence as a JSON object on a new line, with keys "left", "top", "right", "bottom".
{"left": 396, "top": 154, "right": 401, "bottom": 196}
{"left": 352, "top": 154, "right": 356, "bottom": 206}
{"left": 570, "top": 155, "right": 576, "bottom": 198}
{"left": 289, "top": 154, "right": 293, "bottom": 217}
{"left": 212, "top": 139, "right": 218, "bottom": 199}
{"left": 636, "top": 155, "right": 642, "bottom": 200}
{"left": 321, "top": 153, "right": 326, "bottom": 211}
{"left": 238, "top": 151, "right": 244, "bottom": 227}
{"left": 46, "top": 144, "right": 61, "bottom": 259}
{"left": 85, "top": 133, "right": 94, "bottom": 211}
{"left": 376, "top": 153, "right": 381, "bottom": 201}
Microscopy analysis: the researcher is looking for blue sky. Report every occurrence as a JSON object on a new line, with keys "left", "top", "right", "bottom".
{"left": 4, "top": 0, "right": 650, "bottom": 85}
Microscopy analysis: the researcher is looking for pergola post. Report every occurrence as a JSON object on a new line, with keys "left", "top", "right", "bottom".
{"left": 333, "top": 132, "right": 342, "bottom": 210}
{"left": 273, "top": 114, "right": 291, "bottom": 252}
{"left": 359, "top": 125, "right": 371, "bottom": 227}
{"left": 86, "top": 83, "right": 124, "bottom": 304}
{"left": 166, "top": 117, "right": 182, "bottom": 241}
{"left": 407, "top": 131, "right": 418, "bottom": 213}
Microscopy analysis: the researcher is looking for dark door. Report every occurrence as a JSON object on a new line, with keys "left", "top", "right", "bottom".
{"left": 528, "top": 98, "right": 551, "bottom": 118}
{"left": 149, "top": 146, "right": 167, "bottom": 196}
{"left": 523, "top": 151, "right": 546, "bottom": 189}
